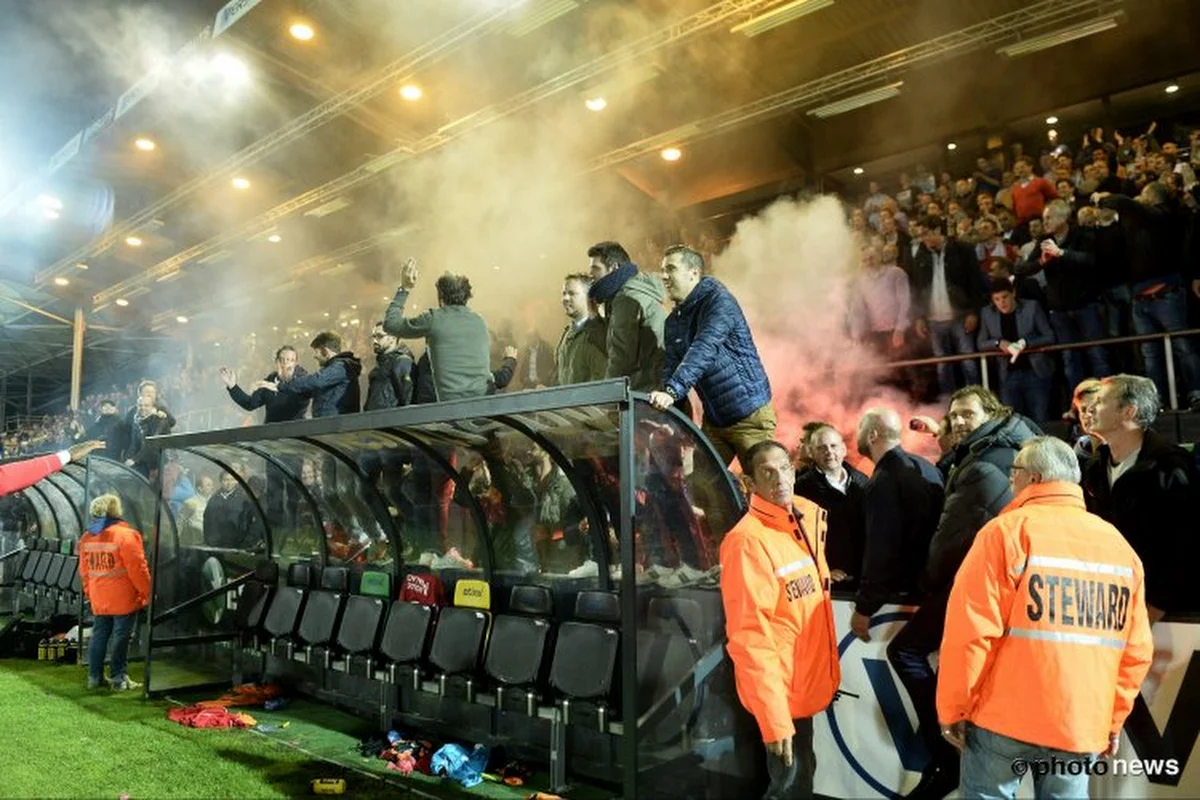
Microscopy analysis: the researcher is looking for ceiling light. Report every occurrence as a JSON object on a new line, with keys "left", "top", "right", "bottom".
{"left": 115, "top": 298, "right": 129, "bottom": 307}
{"left": 134, "top": 138, "right": 156, "bottom": 151}
{"left": 997, "top": 14, "right": 1122, "bottom": 58}
{"left": 585, "top": 97, "right": 607, "bottom": 112}
{"left": 126, "top": 236, "right": 143, "bottom": 247}
{"left": 730, "top": 0, "right": 835, "bottom": 37}
{"left": 1166, "top": 83, "right": 1180, "bottom": 94}
{"left": 75, "top": 262, "right": 88, "bottom": 270}
{"left": 176, "top": 315, "right": 189, "bottom": 324}
{"left": 296, "top": 319, "right": 303, "bottom": 324}
{"left": 853, "top": 167, "right": 864, "bottom": 175}
{"left": 210, "top": 53, "right": 249, "bottom": 84}
{"left": 36, "top": 194, "right": 63, "bottom": 210}
{"left": 53, "top": 277, "right": 69, "bottom": 286}
{"left": 1045, "top": 116, "right": 1058, "bottom": 125}
{"left": 1048, "top": 129, "right": 1058, "bottom": 140}
{"left": 267, "top": 234, "right": 282, "bottom": 243}
{"left": 323, "top": 311, "right": 330, "bottom": 317}
{"left": 43, "top": 209, "right": 60, "bottom": 220}
{"left": 661, "top": 147, "right": 682, "bottom": 162}
{"left": 231, "top": 177, "right": 251, "bottom": 190}
{"left": 289, "top": 22, "right": 315, "bottom": 41}
{"left": 399, "top": 84, "right": 423, "bottom": 101}
{"left": 947, "top": 142, "right": 957, "bottom": 151}
{"left": 350, "top": 304, "right": 357, "bottom": 310}
{"left": 809, "top": 82, "right": 904, "bottom": 119}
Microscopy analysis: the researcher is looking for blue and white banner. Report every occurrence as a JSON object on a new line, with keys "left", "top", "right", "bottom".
{"left": 212, "top": 0, "right": 262, "bottom": 38}
{"left": 815, "top": 601, "right": 1200, "bottom": 798}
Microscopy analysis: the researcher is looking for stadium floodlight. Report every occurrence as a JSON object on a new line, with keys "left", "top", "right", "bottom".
{"left": 808, "top": 82, "right": 904, "bottom": 119}
{"left": 996, "top": 14, "right": 1122, "bottom": 57}
{"left": 731, "top": 0, "right": 835, "bottom": 37}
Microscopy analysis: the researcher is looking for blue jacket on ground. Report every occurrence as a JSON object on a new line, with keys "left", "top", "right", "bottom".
{"left": 663, "top": 276, "right": 771, "bottom": 428}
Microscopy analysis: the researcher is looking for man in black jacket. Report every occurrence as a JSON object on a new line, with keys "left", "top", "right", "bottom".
{"left": 1082, "top": 374, "right": 1195, "bottom": 620}
{"left": 793, "top": 424, "right": 868, "bottom": 588}
{"left": 852, "top": 408, "right": 944, "bottom": 636}
{"left": 202, "top": 472, "right": 257, "bottom": 550}
{"left": 1098, "top": 184, "right": 1200, "bottom": 410}
{"left": 122, "top": 393, "right": 173, "bottom": 478}
{"left": 1019, "top": 199, "right": 1109, "bottom": 391}
{"left": 257, "top": 331, "right": 362, "bottom": 417}
{"left": 910, "top": 216, "right": 985, "bottom": 396}
{"left": 85, "top": 400, "right": 121, "bottom": 459}
{"left": 893, "top": 386, "right": 1038, "bottom": 799}
{"left": 365, "top": 322, "right": 414, "bottom": 411}
{"left": 220, "top": 346, "right": 310, "bottom": 423}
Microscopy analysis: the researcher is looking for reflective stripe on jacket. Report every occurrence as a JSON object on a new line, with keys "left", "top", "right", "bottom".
{"left": 78, "top": 521, "right": 152, "bottom": 616}
{"left": 937, "top": 482, "right": 1153, "bottom": 754}
{"left": 720, "top": 493, "right": 840, "bottom": 742}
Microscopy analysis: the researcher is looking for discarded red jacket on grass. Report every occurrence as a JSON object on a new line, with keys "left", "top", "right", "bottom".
{"left": 197, "top": 683, "right": 282, "bottom": 708}
{"left": 167, "top": 704, "right": 257, "bottom": 728}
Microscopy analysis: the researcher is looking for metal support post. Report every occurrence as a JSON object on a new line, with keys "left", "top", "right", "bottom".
{"left": 979, "top": 356, "right": 990, "bottom": 391}
{"left": 70, "top": 307, "right": 86, "bottom": 410}
{"left": 1164, "top": 335, "right": 1179, "bottom": 411}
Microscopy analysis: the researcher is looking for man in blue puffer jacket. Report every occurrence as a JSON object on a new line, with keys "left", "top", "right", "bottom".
{"left": 648, "top": 245, "right": 774, "bottom": 468}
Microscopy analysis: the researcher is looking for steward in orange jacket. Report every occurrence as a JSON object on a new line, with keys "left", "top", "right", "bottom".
{"left": 938, "top": 437, "right": 1152, "bottom": 796}
{"left": 720, "top": 441, "right": 840, "bottom": 798}
{"left": 79, "top": 504, "right": 152, "bottom": 616}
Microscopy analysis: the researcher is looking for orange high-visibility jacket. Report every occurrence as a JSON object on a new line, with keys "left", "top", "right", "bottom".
{"left": 79, "top": 521, "right": 152, "bottom": 616}
{"left": 937, "top": 482, "right": 1153, "bottom": 754}
{"left": 720, "top": 493, "right": 840, "bottom": 743}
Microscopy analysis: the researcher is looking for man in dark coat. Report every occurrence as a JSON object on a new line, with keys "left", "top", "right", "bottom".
{"left": 648, "top": 245, "right": 774, "bottom": 469}
{"left": 364, "top": 322, "right": 414, "bottom": 411}
{"left": 85, "top": 400, "right": 122, "bottom": 459}
{"left": 1082, "top": 374, "right": 1195, "bottom": 620}
{"left": 893, "top": 386, "right": 1038, "bottom": 799}
{"left": 793, "top": 424, "right": 868, "bottom": 588}
{"left": 586, "top": 241, "right": 666, "bottom": 392}
{"left": 202, "top": 472, "right": 256, "bottom": 550}
{"left": 910, "top": 216, "right": 986, "bottom": 395}
{"left": 122, "top": 393, "right": 173, "bottom": 477}
{"left": 258, "top": 332, "right": 362, "bottom": 417}
{"left": 220, "top": 345, "right": 310, "bottom": 423}
{"left": 852, "top": 408, "right": 945, "bottom": 633}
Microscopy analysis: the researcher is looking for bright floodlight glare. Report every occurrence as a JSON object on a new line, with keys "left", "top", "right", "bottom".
{"left": 75, "top": 262, "right": 88, "bottom": 269}
{"left": 176, "top": 315, "right": 189, "bottom": 324}
{"left": 1045, "top": 116, "right": 1058, "bottom": 125}
{"left": 232, "top": 177, "right": 251, "bottom": 190}
{"left": 37, "top": 194, "right": 63, "bottom": 210}
{"left": 661, "top": 147, "right": 682, "bottom": 162}
{"left": 400, "top": 84, "right": 423, "bottom": 101}
{"left": 126, "top": 236, "right": 143, "bottom": 247}
{"left": 211, "top": 53, "right": 249, "bottom": 84}
{"left": 585, "top": 97, "right": 607, "bottom": 112}
{"left": 43, "top": 209, "right": 60, "bottom": 220}
{"left": 853, "top": 167, "right": 864, "bottom": 175}
{"left": 115, "top": 298, "right": 130, "bottom": 307}
{"left": 135, "top": 138, "right": 156, "bottom": 151}
{"left": 289, "top": 22, "right": 315, "bottom": 41}
{"left": 1166, "top": 83, "right": 1180, "bottom": 94}
{"left": 54, "top": 277, "right": 70, "bottom": 286}
{"left": 268, "top": 234, "right": 282, "bottom": 243}
{"left": 947, "top": 142, "right": 958, "bottom": 151}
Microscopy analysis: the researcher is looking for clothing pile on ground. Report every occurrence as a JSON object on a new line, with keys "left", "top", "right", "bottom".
{"left": 359, "top": 732, "right": 533, "bottom": 789}
{"left": 167, "top": 705, "right": 257, "bottom": 729}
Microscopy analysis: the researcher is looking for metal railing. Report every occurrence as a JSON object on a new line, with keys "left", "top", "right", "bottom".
{"left": 872, "top": 327, "right": 1200, "bottom": 412}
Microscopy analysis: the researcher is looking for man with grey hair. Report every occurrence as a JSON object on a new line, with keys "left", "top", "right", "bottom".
{"left": 1082, "top": 374, "right": 1197, "bottom": 620}
{"left": 937, "top": 435, "right": 1152, "bottom": 799}
{"left": 852, "top": 408, "right": 944, "bottom": 641}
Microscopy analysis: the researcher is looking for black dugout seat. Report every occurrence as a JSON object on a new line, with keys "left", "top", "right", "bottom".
{"left": 294, "top": 566, "right": 349, "bottom": 667}
{"left": 18, "top": 542, "right": 47, "bottom": 589}
{"left": 483, "top": 585, "right": 554, "bottom": 715}
{"left": 40, "top": 553, "right": 65, "bottom": 598}
{"left": 234, "top": 561, "right": 278, "bottom": 639}
{"left": 428, "top": 602, "right": 491, "bottom": 701}
{"left": 637, "top": 597, "right": 709, "bottom": 746}
{"left": 378, "top": 600, "right": 435, "bottom": 689}
{"left": 332, "top": 595, "right": 387, "bottom": 677}
{"left": 549, "top": 590, "right": 620, "bottom": 729}
{"left": 262, "top": 563, "right": 313, "bottom": 657}
{"left": 56, "top": 556, "right": 79, "bottom": 604}
{"left": 31, "top": 543, "right": 55, "bottom": 588}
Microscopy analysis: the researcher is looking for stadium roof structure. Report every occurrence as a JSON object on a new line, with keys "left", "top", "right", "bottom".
{"left": 2, "top": 0, "right": 1200, "bottom": 407}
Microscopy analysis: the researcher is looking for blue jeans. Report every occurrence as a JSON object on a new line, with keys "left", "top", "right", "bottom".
{"left": 999, "top": 369, "right": 1051, "bottom": 424}
{"left": 929, "top": 319, "right": 980, "bottom": 395}
{"left": 1048, "top": 305, "right": 1109, "bottom": 392}
{"left": 962, "top": 724, "right": 1094, "bottom": 799}
{"left": 89, "top": 612, "right": 138, "bottom": 684}
{"left": 1131, "top": 288, "right": 1200, "bottom": 404}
